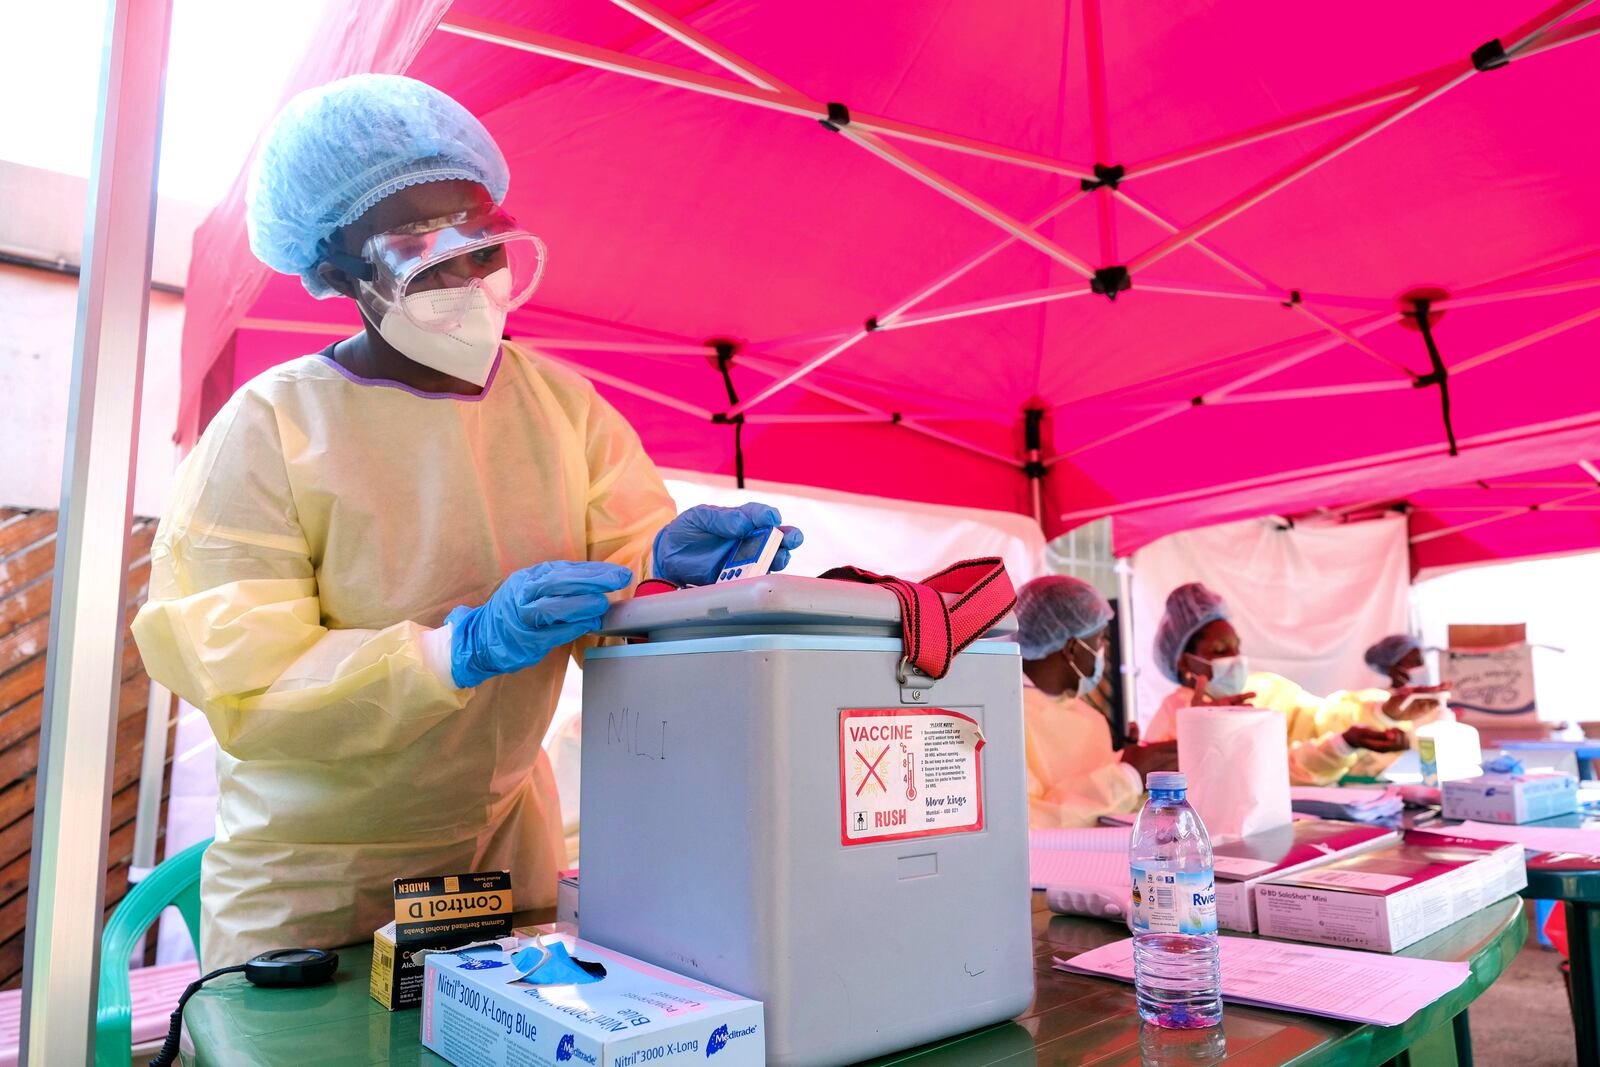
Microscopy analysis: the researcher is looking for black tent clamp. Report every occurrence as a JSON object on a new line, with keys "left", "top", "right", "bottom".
{"left": 1472, "top": 38, "right": 1511, "bottom": 72}
{"left": 709, "top": 339, "right": 748, "bottom": 489}
{"left": 1080, "top": 163, "right": 1125, "bottom": 192}
{"left": 1405, "top": 297, "right": 1460, "bottom": 457}
{"left": 1091, "top": 265, "right": 1131, "bottom": 301}
{"left": 819, "top": 101, "right": 852, "bottom": 131}
{"left": 1022, "top": 407, "right": 1047, "bottom": 480}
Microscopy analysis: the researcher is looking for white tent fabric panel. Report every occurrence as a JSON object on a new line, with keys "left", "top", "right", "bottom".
{"left": 1129, "top": 514, "right": 1410, "bottom": 729}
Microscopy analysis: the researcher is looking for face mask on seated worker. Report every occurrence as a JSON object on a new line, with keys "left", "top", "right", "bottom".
{"left": 1196, "top": 654, "right": 1250, "bottom": 697}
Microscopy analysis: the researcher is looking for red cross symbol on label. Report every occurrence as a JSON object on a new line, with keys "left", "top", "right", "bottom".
{"left": 854, "top": 744, "right": 889, "bottom": 796}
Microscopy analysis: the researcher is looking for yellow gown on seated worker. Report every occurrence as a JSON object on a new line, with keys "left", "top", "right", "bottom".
{"left": 1023, "top": 682, "right": 1144, "bottom": 828}
{"left": 1144, "top": 672, "right": 1398, "bottom": 786}
{"left": 132, "top": 343, "right": 675, "bottom": 966}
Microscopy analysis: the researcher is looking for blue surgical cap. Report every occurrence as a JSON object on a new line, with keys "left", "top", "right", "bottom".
{"left": 246, "top": 74, "right": 510, "bottom": 298}
{"left": 1152, "top": 582, "right": 1228, "bottom": 684}
{"left": 1365, "top": 634, "right": 1420, "bottom": 676}
{"left": 1016, "top": 576, "right": 1113, "bottom": 660}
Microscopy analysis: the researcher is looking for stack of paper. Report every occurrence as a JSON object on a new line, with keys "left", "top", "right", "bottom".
{"left": 1055, "top": 936, "right": 1471, "bottom": 1026}
{"left": 1028, "top": 827, "right": 1132, "bottom": 891}
{"left": 1445, "top": 820, "right": 1600, "bottom": 858}
{"left": 1290, "top": 785, "right": 1404, "bottom": 823}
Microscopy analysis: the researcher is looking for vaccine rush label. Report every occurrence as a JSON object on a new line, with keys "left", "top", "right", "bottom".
{"left": 839, "top": 708, "right": 985, "bottom": 845}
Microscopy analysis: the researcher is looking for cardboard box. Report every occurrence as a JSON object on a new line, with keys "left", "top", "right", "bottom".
{"left": 371, "top": 921, "right": 427, "bottom": 1010}
{"left": 558, "top": 869, "right": 580, "bottom": 928}
{"left": 1442, "top": 772, "right": 1578, "bottom": 824}
{"left": 1212, "top": 819, "right": 1397, "bottom": 932}
{"left": 372, "top": 870, "right": 513, "bottom": 1011}
{"left": 1254, "top": 830, "right": 1527, "bottom": 952}
{"left": 422, "top": 929, "right": 764, "bottom": 1067}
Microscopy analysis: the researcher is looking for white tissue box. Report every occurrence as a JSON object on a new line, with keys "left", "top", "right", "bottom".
{"left": 1441, "top": 772, "right": 1578, "bottom": 824}
{"left": 1254, "top": 830, "right": 1526, "bottom": 952}
{"left": 423, "top": 928, "right": 764, "bottom": 1066}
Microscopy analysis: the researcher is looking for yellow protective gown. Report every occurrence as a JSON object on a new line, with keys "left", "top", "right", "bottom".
{"left": 1022, "top": 682, "right": 1144, "bottom": 828}
{"left": 1144, "top": 672, "right": 1389, "bottom": 786}
{"left": 132, "top": 343, "right": 675, "bottom": 966}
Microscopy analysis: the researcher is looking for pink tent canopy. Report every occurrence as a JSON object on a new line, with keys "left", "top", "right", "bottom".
{"left": 180, "top": 0, "right": 1600, "bottom": 564}
{"left": 1312, "top": 459, "right": 1600, "bottom": 577}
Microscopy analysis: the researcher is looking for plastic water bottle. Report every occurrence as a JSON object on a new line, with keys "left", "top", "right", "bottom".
{"left": 1129, "top": 771, "right": 1221, "bottom": 1029}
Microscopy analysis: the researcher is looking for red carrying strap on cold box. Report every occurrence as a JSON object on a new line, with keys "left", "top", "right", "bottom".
{"left": 819, "top": 558, "right": 1016, "bottom": 680}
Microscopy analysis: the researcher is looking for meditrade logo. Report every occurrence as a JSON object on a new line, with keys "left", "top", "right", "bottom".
{"left": 706, "top": 1022, "right": 759, "bottom": 1057}
{"left": 556, "top": 1032, "right": 597, "bottom": 1064}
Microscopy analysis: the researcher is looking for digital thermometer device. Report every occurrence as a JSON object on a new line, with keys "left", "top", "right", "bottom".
{"left": 716, "top": 526, "right": 784, "bottom": 583}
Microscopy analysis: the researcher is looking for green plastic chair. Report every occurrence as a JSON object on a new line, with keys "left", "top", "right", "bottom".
{"left": 94, "top": 837, "right": 210, "bottom": 1067}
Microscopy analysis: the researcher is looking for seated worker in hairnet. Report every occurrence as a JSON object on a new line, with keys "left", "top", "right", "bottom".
{"left": 1018, "top": 577, "right": 1178, "bottom": 827}
{"left": 1143, "top": 584, "right": 1414, "bottom": 785}
{"left": 1349, "top": 634, "right": 1453, "bottom": 777}
{"left": 131, "top": 74, "right": 802, "bottom": 967}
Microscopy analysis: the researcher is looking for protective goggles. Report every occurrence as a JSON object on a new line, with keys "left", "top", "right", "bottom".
{"left": 321, "top": 205, "right": 546, "bottom": 331}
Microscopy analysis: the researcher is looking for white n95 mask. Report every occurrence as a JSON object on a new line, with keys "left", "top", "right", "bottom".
{"left": 1076, "top": 647, "right": 1106, "bottom": 699}
{"left": 371, "top": 269, "right": 510, "bottom": 387}
{"left": 1204, "top": 654, "right": 1250, "bottom": 696}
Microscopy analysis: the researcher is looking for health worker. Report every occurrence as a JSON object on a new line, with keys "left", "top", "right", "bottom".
{"left": 1354, "top": 634, "right": 1452, "bottom": 776}
{"left": 1017, "top": 576, "right": 1178, "bottom": 827}
{"left": 132, "top": 75, "right": 803, "bottom": 966}
{"left": 1143, "top": 583, "right": 1415, "bottom": 785}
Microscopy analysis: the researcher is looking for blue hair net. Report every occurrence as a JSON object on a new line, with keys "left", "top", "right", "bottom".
{"left": 246, "top": 74, "right": 510, "bottom": 297}
{"left": 1015, "top": 576, "right": 1113, "bottom": 660}
{"left": 1364, "top": 634, "right": 1420, "bottom": 676}
{"left": 1152, "top": 582, "right": 1229, "bottom": 684}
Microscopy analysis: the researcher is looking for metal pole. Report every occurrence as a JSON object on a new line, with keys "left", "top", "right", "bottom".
{"left": 1115, "top": 556, "right": 1139, "bottom": 739}
{"left": 130, "top": 680, "right": 174, "bottom": 875}
{"left": 20, "top": 0, "right": 172, "bottom": 1061}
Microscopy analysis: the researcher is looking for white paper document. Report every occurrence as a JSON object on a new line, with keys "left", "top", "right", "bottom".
{"left": 1030, "top": 848, "right": 1131, "bottom": 891}
{"left": 1447, "top": 820, "right": 1600, "bottom": 857}
{"left": 1291, "top": 786, "right": 1391, "bottom": 806}
{"left": 1029, "top": 827, "right": 1132, "bottom": 853}
{"left": 1056, "top": 936, "right": 1471, "bottom": 1026}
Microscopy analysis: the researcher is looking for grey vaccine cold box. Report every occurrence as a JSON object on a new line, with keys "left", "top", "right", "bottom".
{"left": 580, "top": 577, "right": 1035, "bottom": 1067}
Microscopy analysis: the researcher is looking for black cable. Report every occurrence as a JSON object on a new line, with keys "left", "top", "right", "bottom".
{"left": 712, "top": 342, "right": 747, "bottom": 489}
{"left": 149, "top": 965, "right": 247, "bottom": 1067}
{"left": 1411, "top": 300, "right": 1459, "bottom": 456}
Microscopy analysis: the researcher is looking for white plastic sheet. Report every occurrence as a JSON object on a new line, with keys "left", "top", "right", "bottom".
{"left": 1130, "top": 514, "right": 1409, "bottom": 729}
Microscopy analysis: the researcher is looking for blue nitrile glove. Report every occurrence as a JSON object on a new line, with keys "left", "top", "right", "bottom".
{"left": 651, "top": 502, "right": 804, "bottom": 587}
{"left": 447, "top": 561, "right": 633, "bottom": 687}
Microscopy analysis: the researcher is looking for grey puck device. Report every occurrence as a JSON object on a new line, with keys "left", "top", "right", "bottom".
{"left": 580, "top": 575, "right": 1034, "bottom": 1067}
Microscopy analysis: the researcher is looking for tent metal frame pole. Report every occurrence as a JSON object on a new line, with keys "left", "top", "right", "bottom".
{"left": 1580, "top": 459, "right": 1600, "bottom": 483}
{"left": 1411, "top": 484, "right": 1600, "bottom": 544}
{"left": 1057, "top": 410, "right": 1600, "bottom": 525}
{"left": 1448, "top": 303, "right": 1600, "bottom": 375}
{"left": 1212, "top": 380, "right": 1411, "bottom": 404}
{"left": 20, "top": 0, "right": 173, "bottom": 1062}
{"left": 1127, "top": 71, "right": 1468, "bottom": 273}
{"left": 526, "top": 346, "right": 716, "bottom": 419}
{"left": 1435, "top": 276, "right": 1600, "bottom": 310}
{"left": 130, "top": 680, "right": 174, "bottom": 875}
{"left": 435, "top": 13, "right": 1094, "bottom": 180}
{"left": 1081, "top": 0, "right": 1119, "bottom": 266}
{"left": 1128, "top": 0, "right": 1594, "bottom": 272}
{"left": 509, "top": 337, "right": 711, "bottom": 356}
{"left": 746, "top": 187, "right": 1089, "bottom": 352}
{"left": 1118, "top": 190, "right": 1417, "bottom": 377}
{"left": 1115, "top": 556, "right": 1138, "bottom": 738}
{"left": 880, "top": 285, "right": 1095, "bottom": 331}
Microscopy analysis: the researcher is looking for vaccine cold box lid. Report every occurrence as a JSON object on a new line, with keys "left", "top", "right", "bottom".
{"left": 582, "top": 576, "right": 1033, "bottom": 1067}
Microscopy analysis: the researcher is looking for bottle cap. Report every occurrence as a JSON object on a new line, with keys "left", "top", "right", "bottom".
{"left": 1146, "top": 771, "right": 1186, "bottom": 791}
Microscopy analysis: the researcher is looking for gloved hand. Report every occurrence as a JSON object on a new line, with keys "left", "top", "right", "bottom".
{"left": 652, "top": 502, "right": 804, "bottom": 587}
{"left": 447, "top": 561, "right": 633, "bottom": 687}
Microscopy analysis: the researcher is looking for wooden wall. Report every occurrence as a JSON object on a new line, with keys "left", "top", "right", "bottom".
{"left": 0, "top": 508, "right": 173, "bottom": 989}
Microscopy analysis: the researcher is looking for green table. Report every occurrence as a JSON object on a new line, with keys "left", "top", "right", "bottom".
{"left": 185, "top": 895, "right": 1524, "bottom": 1067}
{"left": 1523, "top": 850, "right": 1600, "bottom": 1067}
